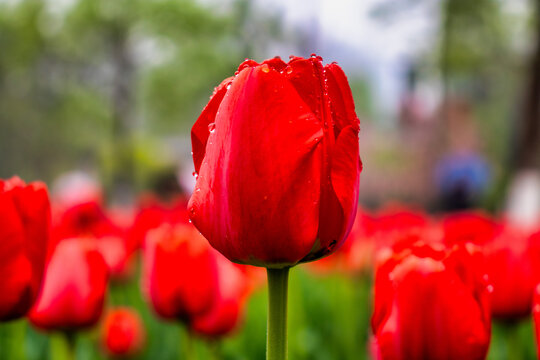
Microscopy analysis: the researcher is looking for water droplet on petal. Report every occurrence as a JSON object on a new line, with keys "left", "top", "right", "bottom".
{"left": 285, "top": 66, "right": 293, "bottom": 75}
{"left": 261, "top": 64, "right": 270, "bottom": 73}
{"left": 226, "top": 84, "right": 231, "bottom": 90}
{"left": 188, "top": 219, "right": 192, "bottom": 224}
{"left": 208, "top": 123, "right": 216, "bottom": 133}
{"left": 192, "top": 171, "right": 198, "bottom": 177}
{"left": 310, "top": 53, "right": 317, "bottom": 58}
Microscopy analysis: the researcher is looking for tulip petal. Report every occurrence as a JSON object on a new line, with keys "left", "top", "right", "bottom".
{"left": 11, "top": 182, "right": 50, "bottom": 303}
{"left": 191, "top": 77, "right": 233, "bottom": 173}
{"left": 0, "top": 189, "right": 33, "bottom": 320}
{"left": 324, "top": 63, "right": 360, "bottom": 135}
{"left": 189, "top": 65, "right": 324, "bottom": 267}
{"left": 330, "top": 125, "right": 361, "bottom": 242}
{"left": 262, "top": 57, "right": 287, "bottom": 72}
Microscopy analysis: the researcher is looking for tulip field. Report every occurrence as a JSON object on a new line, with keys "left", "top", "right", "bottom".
{"left": 1, "top": 0, "right": 540, "bottom": 358}
{"left": 0, "top": 55, "right": 539, "bottom": 360}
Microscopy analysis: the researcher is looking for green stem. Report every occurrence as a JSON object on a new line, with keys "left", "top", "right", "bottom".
{"left": 65, "top": 332, "right": 77, "bottom": 360}
{"left": 181, "top": 326, "right": 196, "bottom": 360}
{"left": 266, "top": 267, "right": 290, "bottom": 360}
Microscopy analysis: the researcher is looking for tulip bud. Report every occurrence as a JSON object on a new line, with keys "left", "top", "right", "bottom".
{"left": 188, "top": 56, "right": 361, "bottom": 268}
{"left": 29, "top": 238, "right": 108, "bottom": 331}
{"left": 102, "top": 307, "right": 145, "bottom": 357}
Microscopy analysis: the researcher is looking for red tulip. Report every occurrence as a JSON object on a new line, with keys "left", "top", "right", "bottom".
{"left": 442, "top": 211, "right": 498, "bottom": 246}
{"left": 371, "top": 241, "right": 491, "bottom": 360}
{"left": 0, "top": 177, "right": 50, "bottom": 321}
{"left": 188, "top": 55, "right": 361, "bottom": 267}
{"left": 51, "top": 200, "right": 133, "bottom": 279}
{"left": 144, "top": 223, "right": 218, "bottom": 321}
{"left": 102, "top": 307, "right": 145, "bottom": 357}
{"left": 29, "top": 238, "right": 108, "bottom": 331}
{"left": 486, "top": 225, "right": 540, "bottom": 319}
{"left": 533, "top": 284, "right": 540, "bottom": 357}
{"left": 130, "top": 195, "right": 189, "bottom": 251}
{"left": 191, "top": 249, "right": 249, "bottom": 338}
{"left": 443, "top": 212, "right": 540, "bottom": 319}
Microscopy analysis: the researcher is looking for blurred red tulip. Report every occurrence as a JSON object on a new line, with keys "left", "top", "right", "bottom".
{"left": 0, "top": 177, "right": 51, "bottom": 321}
{"left": 533, "top": 284, "right": 540, "bottom": 358}
{"left": 29, "top": 238, "right": 108, "bottom": 331}
{"left": 443, "top": 212, "right": 540, "bottom": 319}
{"left": 102, "top": 307, "right": 145, "bottom": 357}
{"left": 129, "top": 195, "right": 189, "bottom": 251}
{"left": 442, "top": 211, "right": 498, "bottom": 246}
{"left": 486, "top": 225, "right": 540, "bottom": 319}
{"left": 309, "top": 209, "right": 376, "bottom": 274}
{"left": 191, "top": 249, "right": 249, "bottom": 338}
{"left": 373, "top": 206, "right": 433, "bottom": 251}
{"left": 372, "top": 241, "right": 491, "bottom": 360}
{"left": 188, "top": 55, "right": 361, "bottom": 268}
{"left": 51, "top": 200, "right": 133, "bottom": 279}
{"left": 144, "top": 223, "right": 218, "bottom": 321}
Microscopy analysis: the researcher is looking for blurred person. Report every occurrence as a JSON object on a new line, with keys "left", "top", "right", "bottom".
{"left": 434, "top": 98, "right": 492, "bottom": 210}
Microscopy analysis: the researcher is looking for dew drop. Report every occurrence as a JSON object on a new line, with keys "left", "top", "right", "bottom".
{"left": 285, "top": 66, "right": 293, "bottom": 75}
{"left": 261, "top": 64, "right": 270, "bottom": 73}
{"left": 188, "top": 219, "right": 192, "bottom": 224}
{"left": 192, "top": 171, "right": 198, "bottom": 177}
{"left": 226, "top": 84, "right": 231, "bottom": 90}
{"left": 487, "top": 285, "right": 494, "bottom": 293}
{"left": 310, "top": 53, "right": 317, "bottom": 58}
{"left": 208, "top": 123, "right": 216, "bottom": 133}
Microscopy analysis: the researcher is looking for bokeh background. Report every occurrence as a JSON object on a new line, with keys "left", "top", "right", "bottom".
{"left": 0, "top": 0, "right": 539, "bottom": 359}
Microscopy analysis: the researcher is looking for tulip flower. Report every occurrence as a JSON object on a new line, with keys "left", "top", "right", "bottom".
{"left": 486, "top": 225, "right": 540, "bottom": 319}
{"left": 191, "top": 249, "right": 249, "bottom": 338}
{"left": 533, "top": 284, "right": 540, "bottom": 358}
{"left": 371, "top": 241, "right": 491, "bottom": 360}
{"left": 51, "top": 200, "right": 133, "bottom": 279}
{"left": 188, "top": 55, "right": 361, "bottom": 360}
{"left": 101, "top": 307, "right": 145, "bottom": 357}
{"left": 143, "top": 223, "right": 218, "bottom": 322}
{"left": 443, "top": 212, "right": 540, "bottom": 319}
{"left": 0, "top": 177, "right": 50, "bottom": 321}
{"left": 29, "top": 237, "right": 108, "bottom": 331}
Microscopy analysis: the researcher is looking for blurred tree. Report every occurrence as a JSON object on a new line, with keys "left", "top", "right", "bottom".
{"left": 515, "top": 0, "right": 540, "bottom": 169}
{"left": 0, "top": 0, "right": 267, "bottom": 200}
